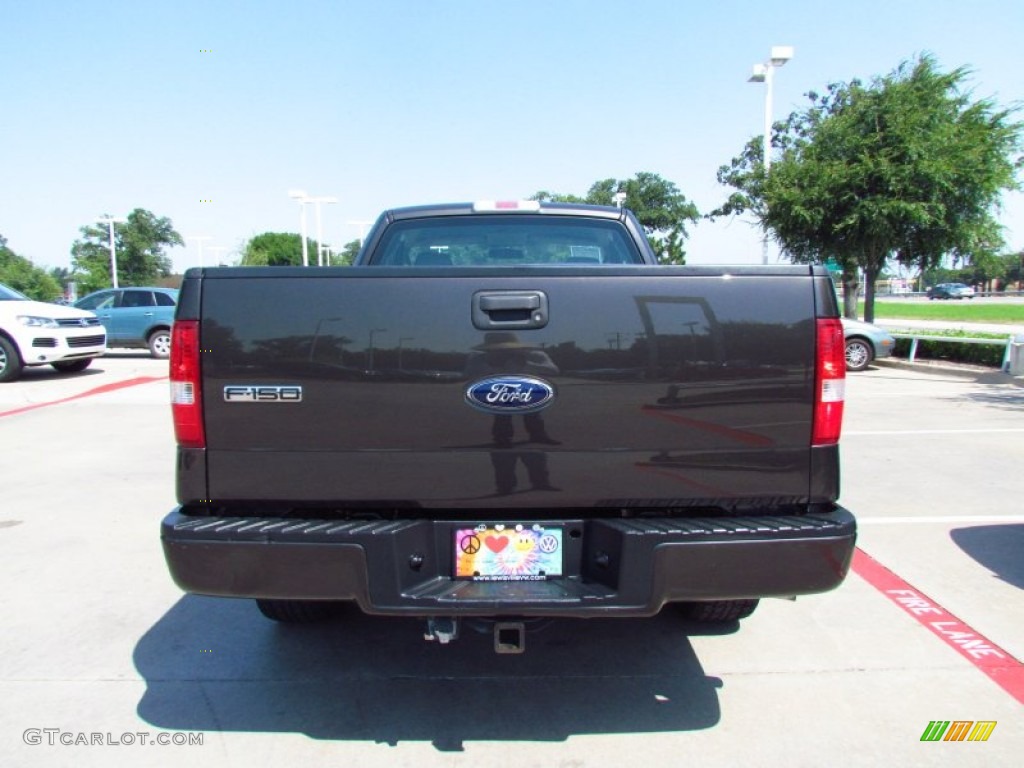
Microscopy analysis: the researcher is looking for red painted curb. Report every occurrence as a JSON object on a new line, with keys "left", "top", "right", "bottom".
{"left": 0, "top": 376, "right": 166, "bottom": 418}
{"left": 853, "top": 548, "right": 1024, "bottom": 705}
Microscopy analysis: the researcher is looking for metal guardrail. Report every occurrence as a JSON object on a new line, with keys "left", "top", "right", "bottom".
{"left": 891, "top": 332, "right": 1024, "bottom": 373}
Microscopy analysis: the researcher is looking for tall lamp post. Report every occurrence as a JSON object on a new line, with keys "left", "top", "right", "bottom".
{"left": 289, "top": 190, "right": 338, "bottom": 266}
{"left": 304, "top": 195, "right": 338, "bottom": 266}
{"left": 748, "top": 45, "right": 794, "bottom": 264}
{"left": 97, "top": 216, "right": 124, "bottom": 289}
{"left": 207, "top": 246, "right": 227, "bottom": 266}
{"left": 368, "top": 328, "right": 387, "bottom": 372}
{"left": 187, "top": 235, "right": 212, "bottom": 269}
{"left": 287, "top": 189, "right": 310, "bottom": 266}
{"left": 348, "top": 220, "right": 372, "bottom": 244}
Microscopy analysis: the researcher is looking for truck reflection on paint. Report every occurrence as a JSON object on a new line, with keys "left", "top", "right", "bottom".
{"left": 464, "top": 333, "right": 561, "bottom": 495}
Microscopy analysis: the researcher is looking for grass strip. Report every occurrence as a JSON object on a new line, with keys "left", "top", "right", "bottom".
{"left": 862, "top": 300, "right": 1024, "bottom": 323}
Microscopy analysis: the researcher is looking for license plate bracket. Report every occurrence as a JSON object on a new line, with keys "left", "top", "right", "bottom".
{"left": 453, "top": 524, "right": 564, "bottom": 581}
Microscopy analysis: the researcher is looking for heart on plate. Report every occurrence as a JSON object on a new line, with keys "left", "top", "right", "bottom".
{"left": 485, "top": 535, "right": 509, "bottom": 553}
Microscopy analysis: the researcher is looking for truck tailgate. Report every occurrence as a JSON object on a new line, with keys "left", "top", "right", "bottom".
{"left": 198, "top": 267, "right": 823, "bottom": 510}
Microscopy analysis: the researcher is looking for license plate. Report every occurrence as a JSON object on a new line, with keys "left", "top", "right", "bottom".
{"left": 454, "top": 524, "right": 563, "bottom": 581}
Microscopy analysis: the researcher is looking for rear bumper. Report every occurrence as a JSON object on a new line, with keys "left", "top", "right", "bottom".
{"left": 161, "top": 507, "right": 856, "bottom": 617}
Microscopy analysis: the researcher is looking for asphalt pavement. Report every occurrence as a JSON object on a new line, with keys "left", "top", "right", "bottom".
{"left": 0, "top": 354, "right": 1021, "bottom": 767}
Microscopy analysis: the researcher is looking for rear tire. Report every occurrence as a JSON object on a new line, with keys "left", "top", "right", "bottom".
{"left": 148, "top": 329, "right": 171, "bottom": 359}
{"left": 255, "top": 599, "right": 345, "bottom": 623}
{"left": 679, "top": 599, "right": 760, "bottom": 623}
{"left": 0, "top": 336, "right": 23, "bottom": 383}
{"left": 51, "top": 359, "right": 93, "bottom": 374}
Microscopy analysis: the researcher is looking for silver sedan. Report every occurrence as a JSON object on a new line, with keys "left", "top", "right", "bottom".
{"left": 842, "top": 318, "right": 895, "bottom": 372}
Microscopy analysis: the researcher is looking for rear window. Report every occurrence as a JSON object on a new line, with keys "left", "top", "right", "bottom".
{"left": 369, "top": 215, "right": 643, "bottom": 266}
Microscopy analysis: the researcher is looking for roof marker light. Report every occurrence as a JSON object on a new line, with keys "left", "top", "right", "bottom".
{"left": 473, "top": 200, "right": 542, "bottom": 212}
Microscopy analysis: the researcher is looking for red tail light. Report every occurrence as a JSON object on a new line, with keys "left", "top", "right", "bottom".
{"left": 170, "top": 320, "right": 205, "bottom": 449}
{"left": 813, "top": 318, "right": 845, "bottom": 446}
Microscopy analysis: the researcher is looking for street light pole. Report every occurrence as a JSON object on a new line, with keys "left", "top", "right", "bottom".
{"left": 289, "top": 190, "right": 338, "bottom": 266}
{"left": 304, "top": 196, "right": 339, "bottom": 266}
{"left": 287, "top": 189, "right": 310, "bottom": 266}
{"left": 97, "top": 216, "right": 124, "bottom": 289}
{"left": 207, "top": 246, "right": 227, "bottom": 266}
{"left": 761, "top": 64, "right": 774, "bottom": 176}
{"left": 348, "top": 220, "right": 372, "bottom": 243}
{"left": 368, "top": 328, "right": 387, "bottom": 372}
{"left": 748, "top": 46, "right": 794, "bottom": 265}
{"left": 187, "top": 235, "right": 212, "bottom": 269}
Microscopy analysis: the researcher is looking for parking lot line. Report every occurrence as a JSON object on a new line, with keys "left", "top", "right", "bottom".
{"left": 846, "top": 428, "right": 1024, "bottom": 436}
{"left": 0, "top": 376, "right": 166, "bottom": 419}
{"left": 852, "top": 548, "right": 1024, "bottom": 705}
{"left": 859, "top": 515, "right": 1024, "bottom": 524}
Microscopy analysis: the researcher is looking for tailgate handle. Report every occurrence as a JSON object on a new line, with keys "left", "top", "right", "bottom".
{"left": 473, "top": 291, "right": 548, "bottom": 329}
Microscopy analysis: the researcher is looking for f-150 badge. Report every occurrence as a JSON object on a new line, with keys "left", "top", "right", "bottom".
{"left": 223, "top": 385, "right": 303, "bottom": 402}
{"left": 465, "top": 376, "right": 555, "bottom": 414}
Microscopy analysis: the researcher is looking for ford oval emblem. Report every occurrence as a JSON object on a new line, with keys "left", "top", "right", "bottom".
{"left": 465, "top": 375, "right": 556, "bottom": 415}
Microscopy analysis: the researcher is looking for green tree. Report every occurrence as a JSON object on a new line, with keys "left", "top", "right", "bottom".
{"left": 532, "top": 172, "right": 700, "bottom": 264}
{"left": 1003, "top": 251, "right": 1024, "bottom": 289}
{"left": 956, "top": 250, "right": 1006, "bottom": 291}
{"left": 0, "top": 235, "right": 63, "bottom": 301}
{"left": 71, "top": 209, "right": 182, "bottom": 293}
{"left": 529, "top": 190, "right": 587, "bottom": 204}
{"left": 337, "top": 239, "right": 361, "bottom": 265}
{"left": 49, "top": 266, "right": 71, "bottom": 286}
{"left": 713, "top": 55, "right": 1022, "bottom": 321}
{"left": 239, "top": 232, "right": 321, "bottom": 266}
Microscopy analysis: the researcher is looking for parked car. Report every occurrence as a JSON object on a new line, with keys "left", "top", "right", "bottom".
{"left": 74, "top": 287, "right": 178, "bottom": 358}
{"left": 927, "top": 283, "right": 975, "bottom": 300}
{"left": 842, "top": 318, "right": 895, "bottom": 372}
{"left": 0, "top": 282, "right": 107, "bottom": 382}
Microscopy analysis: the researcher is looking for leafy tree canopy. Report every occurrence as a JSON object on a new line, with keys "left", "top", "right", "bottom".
{"left": 532, "top": 172, "right": 700, "bottom": 264}
{"left": 239, "top": 232, "right": 322, "bottom": 266}
{"left": 925, "top": 250, "right": 1022, "bottom": 290}
{"left": 338, "top": 239, "right": 361, "bottom": 265}
{"left": 713, "top": 54, "right": 1022, "bottom": 321}
{"left": 0, "top": 234, "right": 63, "bottom": 301}
{"left": 71, "top": 209, "right": 182, "bottom": 294}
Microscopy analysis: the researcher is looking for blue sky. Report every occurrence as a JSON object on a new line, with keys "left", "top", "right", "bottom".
{"left": 3, "top": 0, "right": 1023, "bottom": 273}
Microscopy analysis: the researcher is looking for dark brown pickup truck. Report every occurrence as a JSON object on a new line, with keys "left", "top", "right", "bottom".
{"left": 161, "top": 201, "right": 855, "bottom": 652}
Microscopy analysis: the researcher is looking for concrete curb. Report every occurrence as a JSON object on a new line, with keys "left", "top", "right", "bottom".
{"left": 873, "top": 357, "right": 1024, "bottom": 386}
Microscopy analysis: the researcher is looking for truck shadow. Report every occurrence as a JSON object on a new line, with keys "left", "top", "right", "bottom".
{"left": 948, "top": 388, "right": 1024, "bottom": 411}
{"left": 134, "top": 596, "right": 723, "bottom": 749}
{"left": 950, "top": 524, "right": 1024, "bottom": 591}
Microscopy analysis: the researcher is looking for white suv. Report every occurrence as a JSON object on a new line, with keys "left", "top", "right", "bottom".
{"left": 0, "top": 283, "right": 107, "bottom": 382}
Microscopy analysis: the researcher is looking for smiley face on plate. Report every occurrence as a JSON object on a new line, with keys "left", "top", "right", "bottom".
{"left": 513, "top": 532, "right": 535, "bottom": 552}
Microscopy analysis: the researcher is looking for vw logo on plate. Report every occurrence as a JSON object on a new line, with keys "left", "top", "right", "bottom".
{"left": 465, "top": 376, "right": 556, "bottom": 415}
